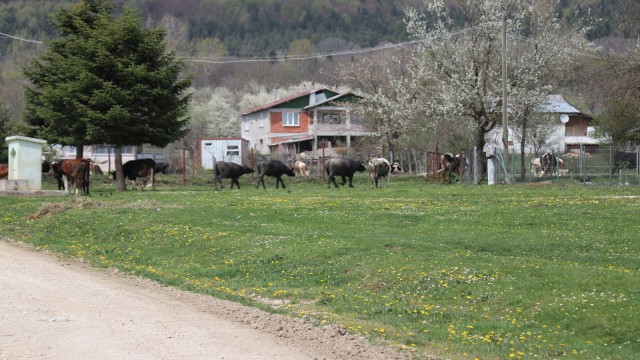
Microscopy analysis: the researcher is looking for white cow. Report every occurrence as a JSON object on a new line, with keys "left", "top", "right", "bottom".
{"left": 368, "top": 158, "right": 391, "bottom": 188}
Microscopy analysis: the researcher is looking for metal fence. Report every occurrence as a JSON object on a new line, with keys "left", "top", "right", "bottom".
{"left": 250, "top": 145, "right": 639, "bottom": 186}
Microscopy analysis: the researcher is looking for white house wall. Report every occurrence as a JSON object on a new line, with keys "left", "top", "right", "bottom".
{"left": 488, "top": 125, "right": 570, "bottom": 154}
{"left": 242, "top": 111, "right": 270, "bottom": 154}
{"left": 200, "top": 139, "right": 248, "bottom": 169}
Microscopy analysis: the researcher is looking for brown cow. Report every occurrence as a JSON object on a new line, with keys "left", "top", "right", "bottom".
{"left": 0, "top": 164, "right": 8, "bottom": 179}
{"left": 52, "top": 159, "right": 91, "bottom": 195}
{"left": 89, "top": 162, "right": 104, "bottom": 175}
{"left": 437, "top": 153, "right": 460, "bottom": 184}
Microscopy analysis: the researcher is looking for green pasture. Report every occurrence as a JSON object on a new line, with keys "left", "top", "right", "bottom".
{"left": 1, "top": 173, "right": 639, "bottom": 360}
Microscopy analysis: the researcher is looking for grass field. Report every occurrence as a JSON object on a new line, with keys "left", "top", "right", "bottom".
{"left": 1, "top": 173, "right": 639, "bottom": 359}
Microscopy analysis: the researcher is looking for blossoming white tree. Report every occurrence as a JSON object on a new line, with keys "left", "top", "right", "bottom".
{"left": 370, "top": 0, "right": 590, "bottom": 181}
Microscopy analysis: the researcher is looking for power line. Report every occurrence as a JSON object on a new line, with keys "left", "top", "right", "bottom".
{"left": 181, "top": 40, "right": 424, "bottom": 64}
{"left": 0, "top": 31, "right": 43, "bottom": 44}
{"left": 180, "top": 27, "right": 475, "bottom": 64}
{"left": 0, "top": 28, "right": 604, "bottom": 63}
{"left": 508, "top": 32, "right": 602, "bottom": 60}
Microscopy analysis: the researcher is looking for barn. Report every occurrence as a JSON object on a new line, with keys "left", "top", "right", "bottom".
{"left": 200, "top": 138, "right": 250, "bottom": 170}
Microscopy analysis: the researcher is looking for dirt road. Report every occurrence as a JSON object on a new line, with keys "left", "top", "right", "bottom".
{"left": 0, "top": 239, "right": 419, "bottom": 360}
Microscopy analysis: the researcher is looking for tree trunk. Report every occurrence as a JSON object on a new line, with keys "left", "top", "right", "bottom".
{"left": 74, "top": 143, "right": 84, "bottom": 159}
{"left": 114, "top": 145, "right": 126, "bottom": 192}
{"left": 519, "top": 128, "right": 527, "bottom": 182}
{"left": 473, "top": 125, "right": 487, "bottom": 184}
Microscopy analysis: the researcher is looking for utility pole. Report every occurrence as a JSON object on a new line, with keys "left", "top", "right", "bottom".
{"left": 501, "top": 11, "right": 511, "bottom": 184}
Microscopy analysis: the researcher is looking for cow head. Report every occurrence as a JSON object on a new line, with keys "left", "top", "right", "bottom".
{"left": 391, "top": 162, "right": 403, "bottom": 174}
{"left": 242, "top": 166, "right": 254, "bottom": 175}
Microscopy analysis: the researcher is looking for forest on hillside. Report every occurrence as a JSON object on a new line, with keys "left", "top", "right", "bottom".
{"left": 1, "top": 0, "right": 637, "bottom": 59}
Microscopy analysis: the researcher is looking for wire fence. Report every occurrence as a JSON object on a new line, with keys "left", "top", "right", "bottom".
{"left": 246, "top": 144, "right": 639, "bottom": 186}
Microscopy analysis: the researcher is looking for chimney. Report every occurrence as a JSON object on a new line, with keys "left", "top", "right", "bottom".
{"left": 272, "top": 89, "right": 280, "bottom": 101}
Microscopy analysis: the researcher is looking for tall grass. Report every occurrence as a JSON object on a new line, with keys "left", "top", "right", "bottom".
{"left": 2, "top": 173, "right": 639, "bottom": 359}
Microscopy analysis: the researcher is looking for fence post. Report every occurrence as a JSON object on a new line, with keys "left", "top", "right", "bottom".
{"left": 609, "top": 145, "right": 613, "bottom": 185}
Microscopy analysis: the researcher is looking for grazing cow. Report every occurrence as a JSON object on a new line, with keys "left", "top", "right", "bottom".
{"left": 256, "top": 160, "right": 296, "bottom": 189}
{"left": 112, "top": 158, "right": 156, "bottom": 190}
{"left": 52, "top": 159, "right": 91, "bottom": 195}
{"left": 213, "top": 161, "right": 254, "bottom": 189}
{"left": 325, "top": 158, "right": 367, "bottom": 188}
{"left": 48, "top": 162, "right": 65, "bottom": 190}
{"left": 368, "top": 157, "right": 391, "bottom": 188}
{"left": 89, "top": 162, "right": 103, "bottom": 175}
{"left": 0, "top": 164, "right": 8, "bottom": 179}
{"left": 294, "top": 161, "right": 309, "bottom": 176}
{"left": 438, "top": 153, "right": 460, "bottom": 184}
{"left": 154, "top": 162, "right": 170, "bottom": 174}
{"left": 41, "top": 161, "right": 52, "bottom": 174}
{"left": 611, "top": 151, "right": 637, "bottom": 174}
{"left": 540, "top": 152, "right": 558, "bottom": 177}
{"left": 530, "top": 157, "right": 543, "bottom": 177}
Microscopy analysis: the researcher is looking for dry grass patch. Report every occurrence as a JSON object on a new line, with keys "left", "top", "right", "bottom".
{"left": 26, "top": 198, "right": 181, "bottom": 220}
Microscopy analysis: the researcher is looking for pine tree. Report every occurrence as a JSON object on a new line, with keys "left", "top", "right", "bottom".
{"left": 23, "top": 0, "right": 192, "bottom": 191}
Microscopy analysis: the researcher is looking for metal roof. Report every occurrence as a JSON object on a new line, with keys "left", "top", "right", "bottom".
{"left": 538, "top": 94, "right": 580, "bottom": 114}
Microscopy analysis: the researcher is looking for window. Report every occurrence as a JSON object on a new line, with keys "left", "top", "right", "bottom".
{"left": 244, "top": 121, "right": 250, "bottom": 131}
{"left": 283, "top": 112, "right": 299, "bottom": 126}
{"left": 259, "top": 113, "right": 265, "bottom": 127}
{"left": 92, "top": 145, "right": 134, "bottom": 154}
{"left": 226, "top": 145, "right": 240, "bottom": 156}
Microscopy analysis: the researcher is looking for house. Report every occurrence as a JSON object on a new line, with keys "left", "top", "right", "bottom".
{"left": 240, "top": 88, "right": 371, "bottom": 159}
{"left": 199, "top": 138, "right": 250, "bottom": 170}
{"left": 488, "top": 94, "right": 599, "bottom": 154}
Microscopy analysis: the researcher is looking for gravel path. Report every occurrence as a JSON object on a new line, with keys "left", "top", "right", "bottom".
{"left": 0, "top": 239, "right": 424, "bottom": 360}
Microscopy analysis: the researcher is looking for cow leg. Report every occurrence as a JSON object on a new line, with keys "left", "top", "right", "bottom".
{"left": 257, "top": 176, "right": 266, "bottom": 189}
{"left": 328, "top": 175, "right": 338, "bottom": 188}
{"left": 279, "top": 177, "right": 286, "bottom": 189}
{"left": 348, "top": 176, "right": 354, "bottom": 187}
{"left": 231, "top": 178, "right": 239, "bottom": 189}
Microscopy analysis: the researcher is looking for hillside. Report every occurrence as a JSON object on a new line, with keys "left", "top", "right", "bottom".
{"left": 1, "top": 0, "right": 636, "bottom": 59}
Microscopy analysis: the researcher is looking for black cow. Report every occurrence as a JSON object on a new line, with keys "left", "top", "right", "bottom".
{"left": 49, "top": 161, "right": 66, "bottom": 190}
{"left": 540, "top": 152, "right": 558, "bottom": 177}
{"left": 325, "top": 158, "right": 367, "bottom": 188}
{"left": 611, "top": 152, "right": 638, "bottom": 174}
{"left": 112, "top": 158, "right": 156, "bottom": 190}
{"left": 214, "top": 161, "right": 254, "bottom": 189}
{"left": 155, "top": 162, "right": 170, "bottom": 174}
{"left": 42, "top": 161, "right": 52, "bottom": 173}
{"left": 256, "top": 160, "right": 295, "bottom": 189}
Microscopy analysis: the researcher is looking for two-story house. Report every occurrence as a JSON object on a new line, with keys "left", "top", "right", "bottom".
{"left": 240, "top": 88, "right": 371, "bottom": 159}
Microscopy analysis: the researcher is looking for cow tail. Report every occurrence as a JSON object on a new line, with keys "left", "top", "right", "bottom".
{"left": 84, "top": 160, "right": 90, "bottom": 195}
